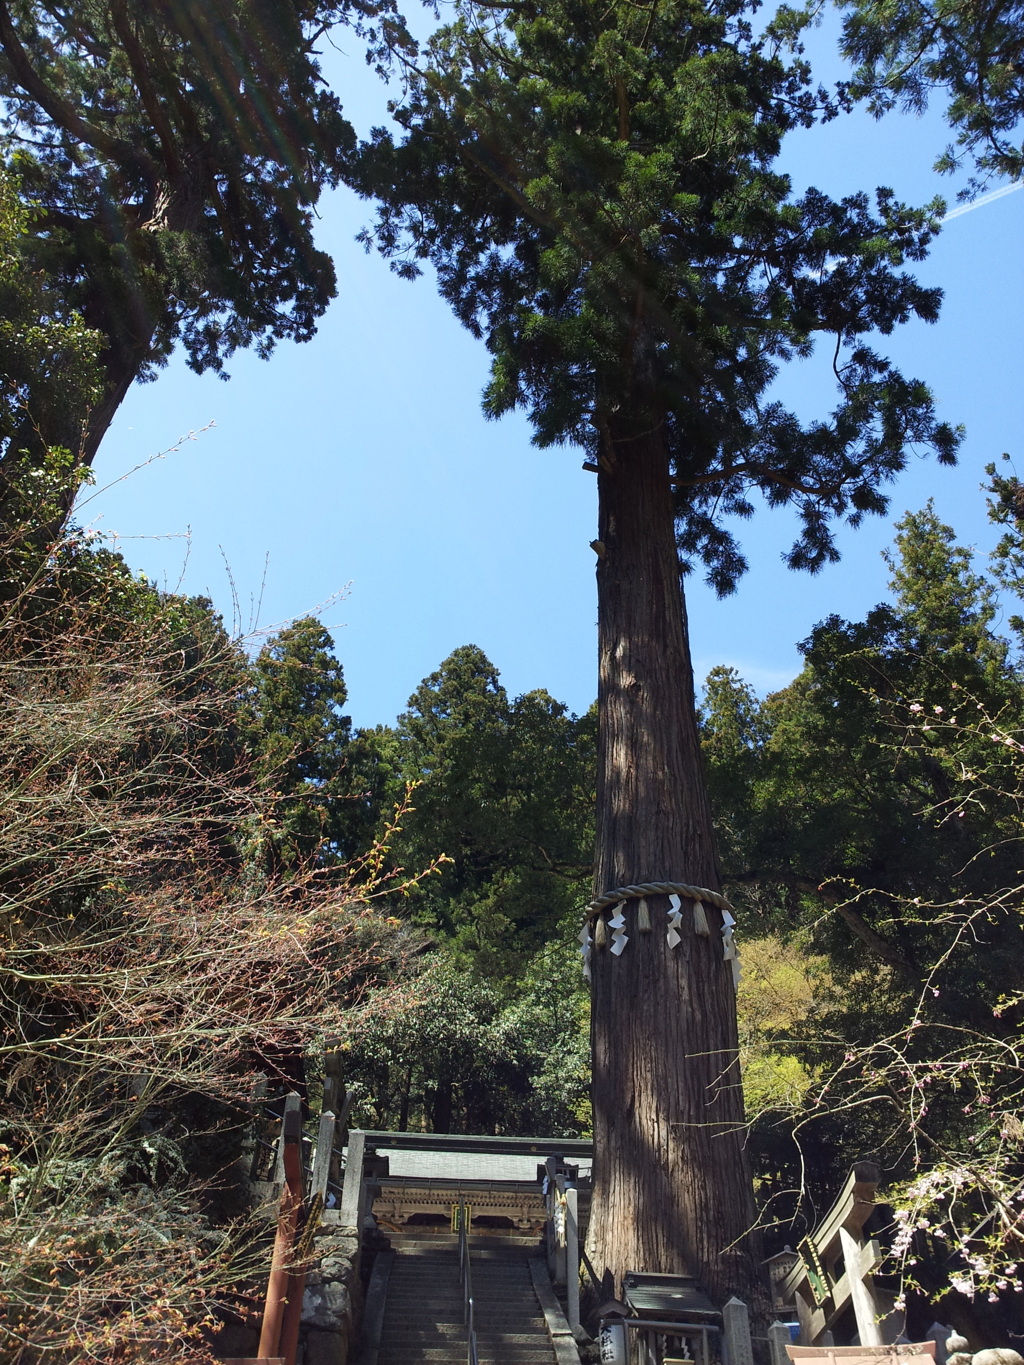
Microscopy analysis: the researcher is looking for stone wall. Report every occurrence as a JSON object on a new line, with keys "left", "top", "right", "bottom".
{"left": 299, "top": 1218, "right": 364, "bottom": 1365}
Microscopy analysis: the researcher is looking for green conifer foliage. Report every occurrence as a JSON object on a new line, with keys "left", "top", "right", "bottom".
{"left": 358, "top": 0, "right": 959, "bottom": 587}
{"left": 375, "top": 645, "right": 595, "bottom": 970}
{"left": 0, "top": 166, "right": 101, "bottom": 542}
{"left": 884, "top": 501, "right": 1007, "bottom": 674}
{"left": 985, "top": 457, "right": 1024, "bottom": 647}
{"left": 839, "top": 0, "right": 1024, "bottom": 181}
{"left": 719, "top": 504, "right": 1020, "bottom": 955}
{"left": 250, "top": 616, "right": 354, "bottom": 869}
{"left": 700, "top": 509, "right": 1024, "bottom": 1323}
{"left": 0, "top": 0, "right": 388, "bottom": 496}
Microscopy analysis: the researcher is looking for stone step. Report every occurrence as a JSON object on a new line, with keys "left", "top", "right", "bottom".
{"left": 391, "top": 1267, "right": 529, "bottom": 1280}
{"left": 407, "top": 1252, "right": 530, "bottom": 1260}
{"left": 382, "top": 1322, "right": 549, "bottom": 1335}
{"left": 384, "top": 1299, "right": 543, "bottom": 1318}
{"left": 387, "top": 1242, "right": 541, "bottom": 1256}
{"left": 379, "top": 1333, "right": 553, "bottom": 1350}
{"left": 376, "top": 1341, "right": 555, "bottom": 1359}
{"left": 387, "top": 1274, "right": 461, "bottom": 1283}
{"left": 385, "top": 1312, "right": 548, "bottom": 1326}
{"left": 373, "top": 1241, "right": 557, "bottom": 1365}
{"left": 382, "top": 1334, "right": 551, "bottom": 1347}
{"left": 384, "top": 1288, "right": 542, "bottom": 1307}
{"left": 377, "top": 1352, "right": 554, "bottom": 1364}
{"left": 391, "top": 1278, "right": 529, "bottom": 1286}
{"left": 382, "top": 1312, "right": 535, "bottom": 1326}
{"left": 386, "top": 1240, "right": 543, "bottom": 1250}
{"left": 389, "top": 1280, "right": 529, "bottom": 1296}
{"left": 379, "top": 1333, "right": 551, "bottom": 1347}
{"left": 387, "top": 1304, "right": 547, "bottom": 1315}
{"left": 387, "top": 1279, "right": 461, "bottom": 1291}
{"left": 379, "top": 1354, "right": 554, "bottom": 1362}
{"left": 385, "top": 1309, "right": 547, "bottom": 1327}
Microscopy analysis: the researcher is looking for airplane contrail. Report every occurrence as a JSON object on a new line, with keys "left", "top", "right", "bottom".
{"left": 941, "top": 179, "right": 1023, "bottom": 222}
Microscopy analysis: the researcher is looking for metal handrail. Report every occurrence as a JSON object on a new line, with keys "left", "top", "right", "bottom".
{"left": 457, "top": 1200, "right": 479, "bottom": 1365}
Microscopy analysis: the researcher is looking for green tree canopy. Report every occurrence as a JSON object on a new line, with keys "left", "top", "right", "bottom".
{"left": 696, "top": 508, "right": 1024, "bottom": 1329}
{"left": 838, "top": 0, "right": 1024, "bottom": 181}
{"left": 0, "top": 0, "right": 392, "bottom": 502}
{"left": 0, "top": 166, "right": 101, "bottom": 543}
{"left": 358, "top": 644, "right": 595, "bottom": 973}
{"left": 342, "top": 946, "right": 590, "bottom": 1136}
{"left": 358, "top": 0, "right": 960, "bottom": 592}
{"left": 710, "top": 503, "right": 1022, "bottom": 969}
{"left": 249, "top": 615, "right": 355, "bottom": 869}
{"left": 984, "top": 456, "right": 1024, "bottom": 648}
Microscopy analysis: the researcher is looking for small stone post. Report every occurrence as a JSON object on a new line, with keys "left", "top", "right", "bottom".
{"left": 565, "top": 1186, "right": 580, "bottom": 1335}
{"left": 769, "top": 1322, "right": 792, "bottom": 1365}
{"left": 339, "top": 1130, "right": 366, "bottom": 1236}
{"left": 310, "top": 1111, "right": 336, "bottom": 1204}
{"left": 724, "top": 1297, "right": 754, "bottom": 1365}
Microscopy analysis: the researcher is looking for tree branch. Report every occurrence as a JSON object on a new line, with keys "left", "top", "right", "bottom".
{"left": 672, "top": 460, "right": 844, "bottom": 500}
{"left": 0, "top": 0, "right": 154, "bottom": 176}
{"left": 833, "top": 901, "right": 919, "bottom": 978}
{"left": 107, "top": 0, "right": 181, "bottom": 178}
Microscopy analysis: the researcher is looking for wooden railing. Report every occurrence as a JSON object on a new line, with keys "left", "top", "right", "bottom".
{"left": 224, "top": 1070, "right": 351, "bottom": 1365}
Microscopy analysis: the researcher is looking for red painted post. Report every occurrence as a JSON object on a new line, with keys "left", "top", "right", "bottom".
{"left": 257, "top": 1100, "right": 304, "bottom": 1361}
{"left": 278, "top": 1258, "right": 307, "bottom": 1365}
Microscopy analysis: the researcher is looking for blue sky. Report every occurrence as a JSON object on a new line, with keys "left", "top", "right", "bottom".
{"left": 81, "top": 15, "right": 1023, "bottom": 730}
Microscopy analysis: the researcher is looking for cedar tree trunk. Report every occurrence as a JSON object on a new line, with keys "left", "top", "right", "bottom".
{"left": 586, "top": 425, "right": 767, "bottom": 1314}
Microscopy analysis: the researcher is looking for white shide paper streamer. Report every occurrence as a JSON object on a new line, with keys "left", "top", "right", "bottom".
{"left": 667, "top": 892, "right": 683, "bottom": 948}
{"left": 584, "top": 890, "right": 740, "bottom": 987}
{"left": 721, "top": 907, "right": 741, "bottom": 990}
{"left": 608, "top": 904, "right": 628, "bottom": 956}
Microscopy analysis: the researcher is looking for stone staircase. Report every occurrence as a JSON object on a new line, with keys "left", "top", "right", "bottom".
{"left": 373, "top": 1232, "right": 558, "bottom": 1365}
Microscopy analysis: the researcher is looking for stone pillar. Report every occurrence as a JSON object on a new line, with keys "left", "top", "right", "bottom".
{"left": 769, "top": 1322, "right": 792, "bottom": 1365}
{"left": 338, "top": 1131, "right": 366, "bottom": 1236}
{"left": 724, "top": 1297, "right": 754, "bottom": 1365}
{"left": 565, "top": 1187, "right": 581, "bottom": 1335}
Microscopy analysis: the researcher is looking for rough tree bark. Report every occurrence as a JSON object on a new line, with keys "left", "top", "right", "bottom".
{"left": 585, "top": 425, "right": 767, "bottom": 1313}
